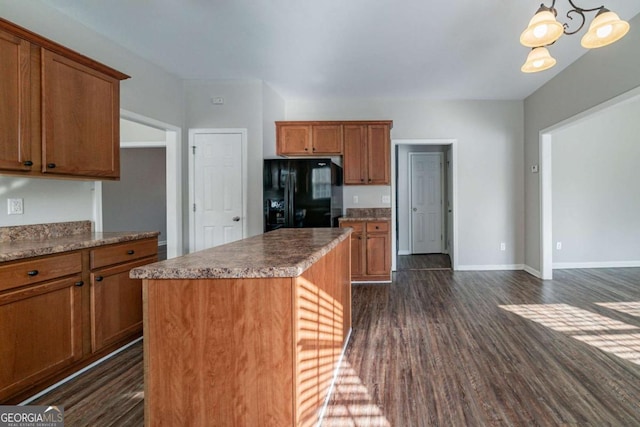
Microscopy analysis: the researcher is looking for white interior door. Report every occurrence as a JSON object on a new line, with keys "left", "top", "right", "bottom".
{"left": 410, "top": 153, "right": 443, "bottom": 254}
{"left": 192, "top": 131, "right": 244, "bottom": 251}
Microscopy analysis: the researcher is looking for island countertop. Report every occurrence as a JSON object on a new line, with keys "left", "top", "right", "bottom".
{"left": 130, "top": 227, "right": 351, "bottom": 280}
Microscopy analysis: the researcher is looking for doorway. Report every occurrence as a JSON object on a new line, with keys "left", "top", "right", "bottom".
{"left": 391, "top": 139, "right": 458, "bottom": 272}
{"left": 539, "top": 86, "right": 640, "bottom": 280}
{"left": 188, "top": 129, "right": 247, "bottom": 252}
{"left": 93, "top": 110, "right": 183, "bottom": 259}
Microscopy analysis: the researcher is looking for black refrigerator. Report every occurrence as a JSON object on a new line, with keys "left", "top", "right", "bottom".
{"left": 264, "top": 159, "right": 343, "bottom": 232}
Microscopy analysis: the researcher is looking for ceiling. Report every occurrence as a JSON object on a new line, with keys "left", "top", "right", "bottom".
{"left": 39, "top": 0, "right": 640, "bottom": 101}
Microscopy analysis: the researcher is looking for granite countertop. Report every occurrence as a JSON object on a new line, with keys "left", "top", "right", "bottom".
{"left": 0, "top": 221, "right": 159, "bottom": 263}
{"left": 339, "top": 207, "right": 391, "bottom": 222}
{"left": 130, "top": 228, "right": 351, "bottom": 280}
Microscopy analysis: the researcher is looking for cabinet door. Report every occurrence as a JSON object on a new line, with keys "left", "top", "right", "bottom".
{"left": 311, "top": 124, "right": 342, "bottom": 154}
{"left": 277, "top": 124, "right": 312, "bottom": 155}
{"left": 0, "top": 275, "right": 83, "bottom": 401}
{"left": 367, "top": 124, "right": 390, "bottom": 185}
{"left": 90, "top": 257, "right": 155, "bottom": 352}
{"left": 343, "top": 125, "right": 367, "bottom": 184}
{"left": 351, "top": 232, "right": 365, "bottom": 277}
{"left": 366, "top": 232, "right": 390, "bottom": 276}
{"left": 0, "top": 29, "right": 32, "bottom": 172}
{"left": 42, "top": 49, "right": 120, "bottom": 179}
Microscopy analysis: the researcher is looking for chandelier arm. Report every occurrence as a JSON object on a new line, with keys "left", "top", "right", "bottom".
{"left": 566, "top": 0, "right": 604, "bottom": 14}
{"left": 562, "top": 0, "right": 605, "bottom": 35}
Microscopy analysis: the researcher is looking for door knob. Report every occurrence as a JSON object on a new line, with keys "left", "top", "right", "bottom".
{"left": 233, "top": 216, "right": 240, "bottom": 222}
{"left": 412, "top": 207, "right": 417, "bottom": 212}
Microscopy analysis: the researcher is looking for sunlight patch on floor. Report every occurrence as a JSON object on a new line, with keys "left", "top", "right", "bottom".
{"left": 500, "top": 303, "right": 640, "bottom": 366}
{"left": 596, "top": 301, "right": 640, "bottom": 318}
{"left": 321, "top": 361, "right": 391, "bottom": 427}
{"left": 499, "top": 304, "right": 636, "bottom": 332}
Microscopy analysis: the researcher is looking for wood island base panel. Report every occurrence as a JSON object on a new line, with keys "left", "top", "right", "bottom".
{"left": 130, "top": 228, "right": 352, "bottom": 427}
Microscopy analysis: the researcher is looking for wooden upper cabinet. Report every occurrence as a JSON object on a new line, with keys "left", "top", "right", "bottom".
{"left": 0, "top": 28, "right": 32, "bottom": 172}
{"left": 276, "top": 122, "right": 343, "bottom": 156}
{"left": 344, "top": 122, "right": 391, "bottom": 185}
{"left": 0, "top": 18, "right": 129, "bottom": 180}
{"left": 312, "top": 124, "right": 342, "bottom": 154}
{"left": 343, "top": 125, "right": 367, "bottom": 184}
{"left": 277, "top": 124, "right": 311, "bottom": 155}
{"left": 42, "top": 51, "right": 120, "bottom": 178}
{"left": 367, "top": 124, "right": 391, "bottom": 185}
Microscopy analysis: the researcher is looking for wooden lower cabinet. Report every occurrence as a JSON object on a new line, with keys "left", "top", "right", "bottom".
{"left": 144, "top": 238, "right": 351, "bottom": 426}
{"left": 0, "top": 275, "right": 83, "bottom": 402}
{"left": 0, "top": 236, "right": 157, "bottom": 403}
{"left": 341, "top": 220, "right": 391, "bottom": 282}
{"left": 91, "top": 258, "right": 153, "bottom": 352}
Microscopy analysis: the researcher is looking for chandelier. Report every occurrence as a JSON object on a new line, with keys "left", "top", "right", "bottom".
{"left": 520, "top": 0, "right": 630, "bottom": 73}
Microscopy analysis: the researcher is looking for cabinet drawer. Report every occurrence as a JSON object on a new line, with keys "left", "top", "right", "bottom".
{"left": 366, "top": 221, "right": 389, "bottom": 233}
{"left": 0, "top": 252, "right": 82, "bottom": 293}
{"left": 90, "top": 238, "right": 157, "bottom": 269}
{"left": 341, "top": 222, "right": 364, "bottom": 233}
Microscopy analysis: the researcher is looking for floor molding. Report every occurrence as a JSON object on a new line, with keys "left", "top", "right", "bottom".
{"left": 20, "top": 337, "right": 143, "bottom": 405}
{"left": 553, "top": 261, "right": 640, "bottom": 269}
{"left": 457, "top": 264, "right": 525, "bottom": 271}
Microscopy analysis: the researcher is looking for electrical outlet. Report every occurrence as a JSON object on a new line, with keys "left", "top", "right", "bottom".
{"left": 556, "top": 241, "right": 562, "bottom": 250}
{"left": 353, "top": 195, "right": 359, "bottom": 204}
{"left": 8, "top": 198, "right": 24, "bottom": 215}
{"left": 500, "top": 242, "right": 506, "bottom": 251}
{"left": 382, "top": 195, "right": 390, "bottom": 204}
{"left": 211, "top": 97, "right": 224, "bottom": 105}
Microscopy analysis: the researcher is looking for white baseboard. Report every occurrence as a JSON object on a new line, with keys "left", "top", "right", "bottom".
{"left": 457, "top": 264, "right": 525, "bottom": 272}
{"left": 553, "top": 261, "right": 640, "bottom": 269}
{"left": 523, "top": 265, "right": 542, "bottom": 278}
{"left": 397, "top": 249, "right": 410, "bottom": 256}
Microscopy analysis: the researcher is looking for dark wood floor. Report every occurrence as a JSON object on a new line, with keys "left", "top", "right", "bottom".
{"left": 397, "top": 254, "right": 452, "bottom": 271}
{"left": 31, "top": 262, "right": 640, "bottom": 426}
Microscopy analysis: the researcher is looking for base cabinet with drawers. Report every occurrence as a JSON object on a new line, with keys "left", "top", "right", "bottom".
{"left": 0, "top": 237, "right": 157, "bottom": 403}
{"left": 340, "top": 220, "right": 391, "bottom": 282}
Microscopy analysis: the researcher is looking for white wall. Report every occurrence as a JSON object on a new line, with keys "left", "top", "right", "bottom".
{"left": 285, "top": 99, "right": 524, "bottom": 268}
{"left": 0, "top": 178, "right": 95, "bottom": 227}
{"left": 552, "top": 98, "right": 640, "bottom": 267}
{"left": 185, "top": 80, "right": 266, "bottom": 238}
{"left": 0, "top": 0, "right": 185, "bottom": 228}
{"left": 524, "top": 12, "right": 640, "bottom": 272}
{"left": 262, "top": 83, "right": 286, "bottom": 158}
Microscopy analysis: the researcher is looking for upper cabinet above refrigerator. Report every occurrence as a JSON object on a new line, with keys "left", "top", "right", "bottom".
{"left": 275, "top": 120, "right": 392, "bottom": 186}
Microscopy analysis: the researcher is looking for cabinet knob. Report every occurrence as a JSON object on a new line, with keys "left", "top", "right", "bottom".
{"left": 375, "top": 226, "right": 379, "bottom": 229}
{"left": 304, "top": 147, "right": 308, "bottom": 151}
{"left": 127, "top": 250, "right": 135, "bottom": 255}
{"left": 361, "top": 178, "right": 365, "bottom": 182}
{"left": 23, "top": 160, "right": 33, "bottom": 167}
{"left": 27, "top": 270, "right": 39, "bottom": 277}
{"left": 47, "top": 163, "right": 56, "bottom": 169}
{"left": 96, "top": 276, "right": 104, "bottom": 282}
{"left": 75, "top": 281, "right": 84, "bottom": 287}
{"left": 312, "top": 147, "right": 316, "bottom": 152}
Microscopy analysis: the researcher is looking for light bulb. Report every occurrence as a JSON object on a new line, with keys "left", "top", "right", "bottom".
{"left": 597, "top": 24, "right": 613, "bottom": 38}
{"left": 533, "top": 59, "right": 545, "bottom": 68}
{"left": 533, "top": 24, "right": 548, "bottom": 38}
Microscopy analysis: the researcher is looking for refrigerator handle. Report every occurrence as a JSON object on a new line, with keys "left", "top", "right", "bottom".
{"left": 289, "top": 172, "right": 296, "bottom": 227}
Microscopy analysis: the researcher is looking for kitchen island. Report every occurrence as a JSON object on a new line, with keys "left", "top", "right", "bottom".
{"left": 130, "top": 228, "right": 352, "bottom": 427}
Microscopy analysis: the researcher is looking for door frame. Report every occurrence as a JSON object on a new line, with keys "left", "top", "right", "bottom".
{"left": 392, "top": 139, "right": 458, "bottom": 271}
{"left": 408, "top": 152, "right": 444, "bottom": 255}
{"left": 188, "top": 128, "right": 248, "bottom": 253}
{"left": 93, "top": 109, "right": 183, "bottom": 259}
